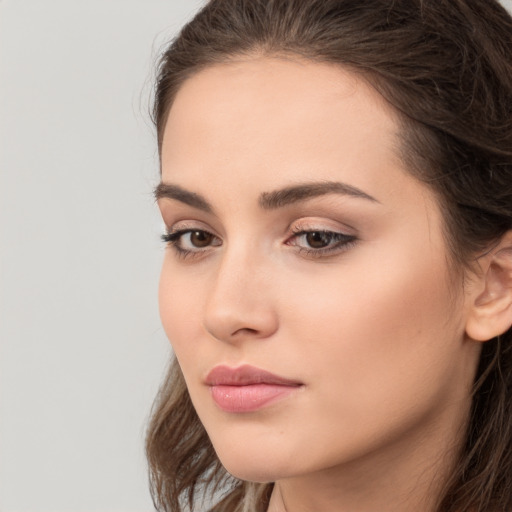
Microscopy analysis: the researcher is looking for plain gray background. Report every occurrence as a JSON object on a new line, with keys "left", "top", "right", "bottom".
{"left": 1, "top": 1, "right": 512, "bottom": 511}
{"left": 0, "top": 1, "right": 203, "bottom": 511}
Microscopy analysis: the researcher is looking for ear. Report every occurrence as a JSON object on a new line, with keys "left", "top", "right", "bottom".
{"left": 465, "top": 231, "right": 512, "bottom": 342}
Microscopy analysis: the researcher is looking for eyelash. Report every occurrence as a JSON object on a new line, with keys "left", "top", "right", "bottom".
{"left": 287, "top": 228, "right": 357, "bottom": 257}
{"left": 161, "top": 229, "right": 220, "bottom": 259}
{"left": 161, "top": 227, "right": 357, "bottom": 260}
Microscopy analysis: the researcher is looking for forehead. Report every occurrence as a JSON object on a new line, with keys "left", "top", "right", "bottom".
{"left": 160, "top": 57, "right": 415, "bottom": 207}
{"left": 167, "top": 56, "right": 390, "bottom": 123}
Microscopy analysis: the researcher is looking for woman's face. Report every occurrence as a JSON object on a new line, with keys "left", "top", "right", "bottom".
{"left": 157, "top": 58, "right": 481, "bottom": 483}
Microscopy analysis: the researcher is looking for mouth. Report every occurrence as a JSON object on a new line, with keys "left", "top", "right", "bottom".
{"left": 204, "top": 364, "right": 303, "bottom": 413}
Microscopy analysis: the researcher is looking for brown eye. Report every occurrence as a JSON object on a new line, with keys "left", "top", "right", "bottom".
{"left": 287, "top": 229, "right": 357, "bottom": 257}
{"left": 305, "top": 231, "right": 334, "bottom": 248}
{"left": 162, "top": 228, "right": 221, "bottom": 254}
{"left": 190, "top": 230, "right": 214, "bottom": 247}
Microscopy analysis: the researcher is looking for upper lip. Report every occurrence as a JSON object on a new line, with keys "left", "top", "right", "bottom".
{"left": 205, "top": 364, "right": 302, "bottom": 387}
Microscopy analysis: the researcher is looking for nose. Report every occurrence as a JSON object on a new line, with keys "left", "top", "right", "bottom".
{"left": 203, "top": 249, "right": 279, "bottom": 344}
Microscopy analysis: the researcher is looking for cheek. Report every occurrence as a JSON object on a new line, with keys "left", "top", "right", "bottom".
{"left": 251, "top": 246, "right": 468, "bottom": 472}
{"left": 279, "top": 239, "right": 462, "bottom": 413}
{"left": 158, "top": 256, "right": 205, "bottom": 354}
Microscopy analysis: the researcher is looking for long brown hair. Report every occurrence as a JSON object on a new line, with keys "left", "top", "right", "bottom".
{"left": 146, "top": 1, "right": 512, "bottom": 510}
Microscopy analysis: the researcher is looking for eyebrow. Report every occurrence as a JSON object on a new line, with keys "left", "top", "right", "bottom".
{"left": 154, "top": 180, "right": 378, "bottom": 213}
{"left": 154, "top": 183, "right": 214, "bottom": 213}
{"left": 258, "top": 181, "right": 378, "bottom": 209}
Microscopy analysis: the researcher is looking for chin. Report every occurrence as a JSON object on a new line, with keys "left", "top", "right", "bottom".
{"left": 210, "top": 436, "right": 297, "bottom": 483}
{"left": 220, "top": 457, "right": 283, "bottom": 483}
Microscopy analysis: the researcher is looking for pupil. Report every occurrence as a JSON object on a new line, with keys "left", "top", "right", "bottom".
{"left": 306, "top": 231, "right": 332, "bottom": 248}
{"left": 191, "top": 231, "right": 212, "bottom": 247}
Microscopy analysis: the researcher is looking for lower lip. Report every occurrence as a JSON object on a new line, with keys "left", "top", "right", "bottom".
{"left": 210, "top": 384, "right": 300, "bottom": 413}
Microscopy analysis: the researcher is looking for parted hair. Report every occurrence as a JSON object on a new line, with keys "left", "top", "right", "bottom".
{"left": 146, "top": 1, "right": 512, "bottom": 511}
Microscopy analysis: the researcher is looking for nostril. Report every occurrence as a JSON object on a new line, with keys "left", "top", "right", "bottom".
{"left": 204, "top": 306, "right": 279, "bottom": 344}
{"left": 232, "top": 327, "right": 259, "bottom": 337}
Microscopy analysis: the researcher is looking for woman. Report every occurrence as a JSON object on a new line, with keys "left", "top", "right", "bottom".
{"left": 146, "top": 1, "right": 512, "bottom": 511}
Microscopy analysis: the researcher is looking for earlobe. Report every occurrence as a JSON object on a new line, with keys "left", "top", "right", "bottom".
{"left": 465, "top": 232, "right": 512, "bottom": 342}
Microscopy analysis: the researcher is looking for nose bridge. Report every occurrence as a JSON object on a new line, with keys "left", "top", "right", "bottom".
{"left": 203, "top": 240, "right": 278, "bottom": 342}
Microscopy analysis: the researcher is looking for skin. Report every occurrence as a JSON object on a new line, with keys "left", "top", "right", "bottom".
{"left": 157, "top": 57, "right": 483, "bottom": 512}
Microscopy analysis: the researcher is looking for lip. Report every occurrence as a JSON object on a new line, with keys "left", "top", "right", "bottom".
{"left": 205, "top": 364, "right": 303, "bottom": 413}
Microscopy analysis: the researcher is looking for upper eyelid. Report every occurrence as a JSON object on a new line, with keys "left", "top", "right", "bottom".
{"left": 163, "top": 212, "right": 358, "bottom": 234}
{"left": 166, "top": 220, "right": 218, "bottom": 234}
{"left": 291, "top": 225, "right": 350, "bottom": 234}
{"left": 289, "top": 219, "right": 356, "bottom": 236}
{"left": 164, "top": 222, "right": 354, "bottom": 238}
